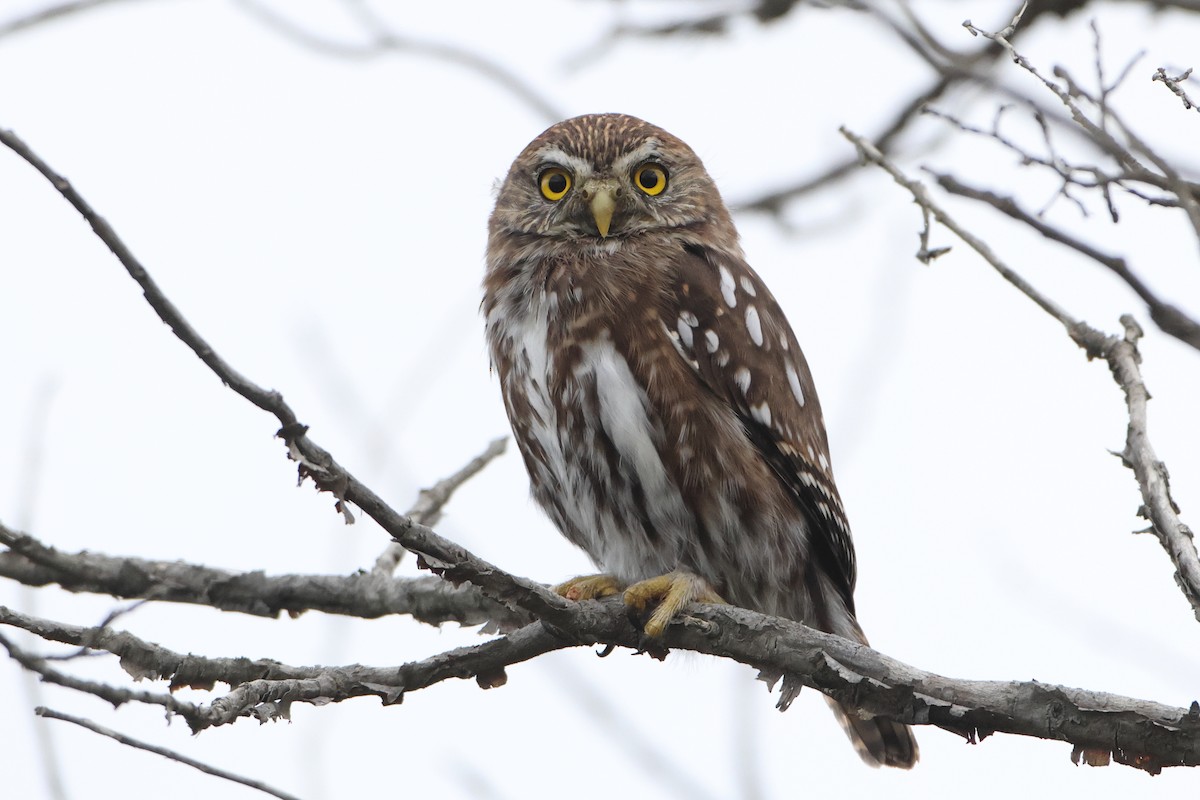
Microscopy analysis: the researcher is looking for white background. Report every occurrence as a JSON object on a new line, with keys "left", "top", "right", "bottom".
{"left": 1, "top": 1, "right": 1198, "bottom": 798}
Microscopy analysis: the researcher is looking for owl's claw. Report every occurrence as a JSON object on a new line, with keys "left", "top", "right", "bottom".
{"left": 554, "top": 574, "right": 622, "bottom": 601}
{"left": 623, "top": 571, "right": 725, "bottom": 637}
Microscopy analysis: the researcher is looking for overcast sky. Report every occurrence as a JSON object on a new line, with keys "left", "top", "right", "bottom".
{"left": 1, "top": 2, "right": 1198, "bottom": 798}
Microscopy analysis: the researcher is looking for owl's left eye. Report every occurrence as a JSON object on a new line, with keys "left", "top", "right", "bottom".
{"left": 539, "top": 168, "right": 572, "bottom": 201}
{"left": 633, "top": 163, "right": 668, "bottom": 196}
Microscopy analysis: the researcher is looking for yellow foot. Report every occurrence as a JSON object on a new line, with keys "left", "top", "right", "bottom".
{"left": 623, "top": 572, "right": 725, "bottom": 637}
{"left": 554, "top": 574, "right": 622, "bottom": 602}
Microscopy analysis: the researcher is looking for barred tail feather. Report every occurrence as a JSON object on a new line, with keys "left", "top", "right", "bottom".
{"left": 826, "top": 612, "right": 919, "bottom": 769}
{"left": 829, "top": 699, "right": 919, "bottom": 769}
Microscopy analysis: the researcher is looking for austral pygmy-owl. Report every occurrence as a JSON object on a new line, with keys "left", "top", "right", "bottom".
{"left": 483, "top": 113, "right": 917, "bottom": 768}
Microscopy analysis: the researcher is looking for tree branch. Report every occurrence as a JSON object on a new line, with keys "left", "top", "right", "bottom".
{"left": 35, "top": 707, "right": 303, "bottom": 800}
{"left": 4, "top": 117, "right": 1198, "bottom": 774}
{"left": 3, "top": 595, "right": 1198, "bottom": 771}
{"left": 0, "top": 522, "right": 526, "bottom": 629}
{"left": 840, "top": 126, "right": 1200, "bottom": 622}
{"left": 371, "top": 436, "right": 508, "bottom": 577}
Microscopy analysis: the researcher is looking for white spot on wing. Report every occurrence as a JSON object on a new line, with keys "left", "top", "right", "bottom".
{"left": 751, "top": 401, "right": 772, "bottom": 427}
{"left": 818, "top": 452, "right": 830, "bottom": 472}
{"left": 704, "top": 329, "right": 719, "bottom": 353}
{"left": 676, "top": 317, "right": 694, "bottom": 349}
{"left": 740, "top": 276, "right": 757, "bottom": 296}
{"left": 663, "top": 321, "right": 698, "bottom": 371}
{"left": 734, "top": 366, "right": 751, "bottom": 395}
{"left": 679, "top": 310, "right": 698, "bottom": 327}
{"left": 745, "top": 305, "right": 763, "bottom": 347}
{"left": 718, "top": 265, "right": 737, "bottom": 308}
{"left": 779, "top": 334, "right": 789, "bottom": 351}
{"left": 717, "top": 350, "right": 730, "bottom": 367}
{"left": 786, "top": 363, "right": 805, "bottom": 406}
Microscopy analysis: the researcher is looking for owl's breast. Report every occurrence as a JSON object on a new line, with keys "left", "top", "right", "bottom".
{"left": 488, "top": 291, "right": 705, "bottom": 582}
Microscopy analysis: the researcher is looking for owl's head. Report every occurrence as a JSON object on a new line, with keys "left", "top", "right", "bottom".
{"left": 489, "top": 114, "right": 734, "bottom": 243}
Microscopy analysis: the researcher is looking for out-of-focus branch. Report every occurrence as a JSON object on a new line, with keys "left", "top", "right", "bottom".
{"left": 0, "top": 522, "right": 525, "bottom": 629}
{"left": 841, "top": 126, "right": 1200, "bottom": 622}
{"left": 0, "top": 0, "right": 145, "bottom": 38}
{"left": 371, "top": 436, "right": 508, "bottom": 576}
{"left": 35, "top": 707, "right": 303, "bottom": 800}
{"left": 231, "top": 0, "right": 563, "bottom": 123}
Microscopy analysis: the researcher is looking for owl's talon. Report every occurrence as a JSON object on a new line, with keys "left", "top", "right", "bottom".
{"left": 554, "top": 574, "right": 622, "bottom": 602}
{"left": 623, "top": 571, "right": 725, "bottom": 637}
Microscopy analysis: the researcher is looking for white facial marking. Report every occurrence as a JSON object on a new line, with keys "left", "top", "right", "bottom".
{"left": 740, "top": 276, "right": 757, "bottom": 296}
{"left": 704, "top": 329, "right": 719, "bottom": 354}
{"left": 751, "top": 401, "right": 772, "bottom": 427}
{"left": 745, "top": 305, "right": 763, "bottom": 347}
{"left": 718, "top": 265, "right": 737, "bottom": 308}
{"left": 676, "top": 317, "right": 694, "bottom": 349}
{"left": 786, "top": 363, "right": 805, "bottom": 406}
{"left": 734, "top": 366, "right": 751, "bottom": 395}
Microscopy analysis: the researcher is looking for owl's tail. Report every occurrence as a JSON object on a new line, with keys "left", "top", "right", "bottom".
{"left": 828, "top": 699, "right": 919, "bottom": 769}
{"left": 827, "top": 615, "right": 919, "bottom": 769}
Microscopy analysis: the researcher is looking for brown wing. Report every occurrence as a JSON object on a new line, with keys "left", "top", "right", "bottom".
{"left": 663, "top": 242, "right": 858, "bottom": 613}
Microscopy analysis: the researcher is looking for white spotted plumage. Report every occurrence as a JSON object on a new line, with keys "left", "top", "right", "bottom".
{"left": 484, "top": 112, "right": 917, "bottom": 770}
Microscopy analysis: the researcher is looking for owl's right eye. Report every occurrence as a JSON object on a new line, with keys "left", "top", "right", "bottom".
{"left": 539, "top": 168, "right": 572, "bottom": 201}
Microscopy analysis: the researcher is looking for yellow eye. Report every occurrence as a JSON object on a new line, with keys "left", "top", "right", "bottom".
{"left": 539, "top": 168, "right": 571, "bottom": 201}
{"left": 633, "top": 163, "right": 668, "bottom": 196}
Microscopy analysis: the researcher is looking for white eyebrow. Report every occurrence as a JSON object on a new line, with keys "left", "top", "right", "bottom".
{"left": 534, "top": 145, "right": 593, "bottom": 177}
{"left": 613, "top": 139, "right": 662, "bottom": 172}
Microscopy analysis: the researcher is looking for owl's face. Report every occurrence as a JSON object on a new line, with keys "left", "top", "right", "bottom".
{"left": 489, "top": 114, "right": 733, "bottom": 244}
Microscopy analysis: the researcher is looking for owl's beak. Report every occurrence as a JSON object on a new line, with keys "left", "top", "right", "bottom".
{"left": 588, "top": 185, "right": 617, "bottom": 238}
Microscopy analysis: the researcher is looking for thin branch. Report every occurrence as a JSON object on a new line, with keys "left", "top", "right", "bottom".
{"left": 963, "top": 8, "right": 1200, "bottom": 248}
{"left": 35, "top": 707, "right": 303, "bottom": 800}
{"left": 371, "top": 436, "right": 508, "bottom": 576}
{"left": 0, "top": 125, "right": 571, "bottom": 625}
{"left": 0, "top": 522, "right": 526, "bottom": 629}
{"left": 0, "top": 0, "right": 145, "bottom": 39}
{"left": 841, "top": 126, "right": 1200, "bottom": 622}
{"left": 928, "top": 172, "right": 1200, "bottom": 352}
{"left": 839, "top": 127, "right": 1076, "bottom": 327}
{"left": 0, "top": 629, "right": 202, "bottom": 718}
{"left": 0, "top": 604, "right": 565, "bottom": 732}
{"left": 232, "top": 0, "right": 563, "bottom": 124}
{"left": 1153, "top": 67, "right": 1200, "bottom": 113}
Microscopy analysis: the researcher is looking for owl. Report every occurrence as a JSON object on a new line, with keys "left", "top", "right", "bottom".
{"left": 483, "top": 113, "right": 917, "bottom": 769}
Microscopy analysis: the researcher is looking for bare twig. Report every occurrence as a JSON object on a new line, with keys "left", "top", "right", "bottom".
{"left": 35, "top": 707, "right": 304, "bottom": 800}
{"left": 928, "top": 172, "right": 1200, "bottom": 352}
{"left": 841, "top": 126, "right": 1200, "bottom": 622}
{"left": 1153, "top": 67, "right": 1200, "bottom": 113}
{"left": 231, "top": 0, "right": 563, "bottom": 123}
{"left": 371, "top": 437, "right": 508, "bottom": 576}
{"left": 964, "top": 9, "right": 1200, "bottom": 248}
